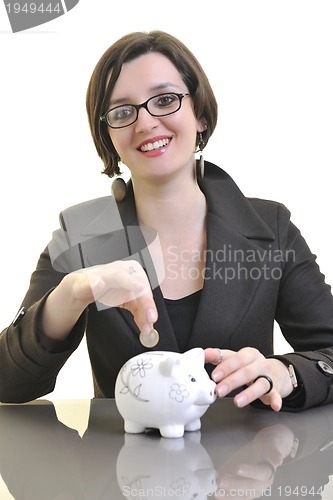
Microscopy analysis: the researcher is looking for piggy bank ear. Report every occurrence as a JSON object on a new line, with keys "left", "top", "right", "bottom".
{"left": 183, "top": 347, "right": 204, "bottom": 365}
{"left": 159, "top": 357, "right": 181, "bottom": 377}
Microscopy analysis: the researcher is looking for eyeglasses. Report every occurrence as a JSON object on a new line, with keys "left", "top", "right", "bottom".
{"left": 100, "top": 92, "right": 190, "bottom": 129}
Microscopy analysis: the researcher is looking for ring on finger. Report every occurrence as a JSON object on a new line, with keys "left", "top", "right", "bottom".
{"left": 253, "top": 375, "right": 273, "bottom": 395}
{"left": 213, "top": 348, "right": 223, "bottom": 365}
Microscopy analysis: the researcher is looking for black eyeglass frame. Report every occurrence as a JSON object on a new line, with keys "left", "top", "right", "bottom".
{"left": 100, "top": 92, "right": 190, "bottom": 129}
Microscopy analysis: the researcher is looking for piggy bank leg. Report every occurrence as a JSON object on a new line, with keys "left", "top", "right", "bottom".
{"left": 159, "top": 425, "right": 185, "bottom": 438}
{"left": 184, "top": 418, "right": 201, "bottom": 432}
{"left": 124, "top": 420, "right": 146, "bottom": 434}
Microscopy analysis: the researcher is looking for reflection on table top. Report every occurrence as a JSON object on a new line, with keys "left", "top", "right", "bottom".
{"left": 1, "top": 398, "right": 333, "bottom": 499}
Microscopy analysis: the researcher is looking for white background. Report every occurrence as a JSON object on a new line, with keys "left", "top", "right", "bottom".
{"left": 1, "top": 0, "right": 333, "bottom": 401}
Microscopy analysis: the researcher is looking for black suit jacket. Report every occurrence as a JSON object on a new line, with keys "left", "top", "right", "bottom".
{"left": 1, "top": 162, "right": 333, "bottom": 407}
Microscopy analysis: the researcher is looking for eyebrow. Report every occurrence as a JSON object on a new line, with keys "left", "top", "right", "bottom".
{"left": 109, "top": 82, "right": 182, "bottom": 107}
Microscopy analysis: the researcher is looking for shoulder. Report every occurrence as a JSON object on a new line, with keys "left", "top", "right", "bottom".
{"left": 247, "top": 198, "right": 294, "bottom": 244}
{"left": 248, "top": 197, "right": 291, "bottom": 220}
{"left": 203, "top": 161, "right": 291, "bottom": 223}
{"left": 58, "top": 195, "right": 128, "bottom": 241}
{"left": 59, "top": 186, "right": 137, "bottom": 234}
{"left": 49, "top": 196, "right": 121, "bottom": 273}
{"left": 59, "top": 196, "right": 113, "bottom": 230}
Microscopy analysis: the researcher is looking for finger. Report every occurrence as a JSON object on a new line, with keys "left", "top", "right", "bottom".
{"left": 234, "top": 379, "right": 271, "bottom": 407}
{"left": 214, "top": 364, "right": 260, "bottom": 397}
{"left": 261, "top": 392, "right": 283, "bottom": 412}
{"left": 91, "top": 273, "right": 150, "bottom": 308}
{"left": 213, "top": 348, "right": 270, "bottom": 395}
{"left": 204, "top": 347, "right": 227, "bottom": 366}
{"left": 213, "top": 348, "right": 262, "bottom": 385}
{"left": 205, "top": 348, "right": 236, "bottom": 367}
{"left": 124, "top": 293, "right": 158, "bottom": 333}
{"left": 233, "top": 381, "right": 282, "bottom": 411}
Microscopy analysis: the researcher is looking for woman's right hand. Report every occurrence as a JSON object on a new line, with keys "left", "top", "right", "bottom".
{"left": 40, "top": 260, "right": 158, "bottom": 341}
{"left": 70, "top": 259, "right": 158, "bottom": 334}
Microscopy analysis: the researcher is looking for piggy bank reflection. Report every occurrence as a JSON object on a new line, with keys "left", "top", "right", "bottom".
{"left": 115, "top": 348, "right": 216, "bottom": 438}
{"left": 116, "top": 432, "right": 217, "bottom": 499}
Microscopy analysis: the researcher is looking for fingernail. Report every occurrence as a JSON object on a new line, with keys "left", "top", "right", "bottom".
{"left": 141, "top": 323, "right": 151, "bottom": 335}
{"left": 234, "top": 394, "right": 247, "bottom": 407}
{"left": 273, "top": 401, "right": 282, "bottom": 412}
{"left": 216, "top": 384, "right": 229, "bottom": 398}
{"left": 212, "top": 370, "right": 223, "bottom": 382}
{"left": 147, "top": 308, "right": 156, "bottom": 323}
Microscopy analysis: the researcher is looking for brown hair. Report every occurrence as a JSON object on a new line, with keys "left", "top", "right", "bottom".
{"left": 86, "top": 31, "right": 218, "bottom": 178}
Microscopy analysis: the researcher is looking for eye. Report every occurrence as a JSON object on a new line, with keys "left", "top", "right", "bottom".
{"left": 154, "top": 93, "right": 178, "bottom": 108}
{"left": 189, "top": 376, "right": 196, "bottom": 382}
{"left": 109, "top": 105, "right": 134, "bottom": 123}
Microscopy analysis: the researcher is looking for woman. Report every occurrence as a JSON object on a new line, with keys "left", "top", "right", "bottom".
{"left": 1, "top": 31, "right": 333, "bottom": 410}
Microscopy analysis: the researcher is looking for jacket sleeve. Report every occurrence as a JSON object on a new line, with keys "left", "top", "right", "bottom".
{"left": 0, "top": 196, "right": 117, "bottom": 404}
{"left": 273, "top": 203, "right": 333, "bottom": 410}
{"left": 0, "top": 245, "right": 87, "bottom": 403}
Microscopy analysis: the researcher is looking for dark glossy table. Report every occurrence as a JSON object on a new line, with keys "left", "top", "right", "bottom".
{"left": 1, "top": 398, "right": 333, "bottom": 499}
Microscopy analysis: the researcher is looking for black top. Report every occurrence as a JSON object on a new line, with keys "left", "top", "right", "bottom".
{"left": 164, "top": 289, "right": 202, "bottom": 352}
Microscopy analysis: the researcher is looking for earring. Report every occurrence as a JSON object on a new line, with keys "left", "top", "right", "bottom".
{"left": 197, "top": 132, "right": 205, "bottom": 178}
{"left": 112, "top": 176, "right": 127, "bottom": 202}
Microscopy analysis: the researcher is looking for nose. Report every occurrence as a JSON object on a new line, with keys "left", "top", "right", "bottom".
{"left": 134, "top": 107, "right": 160, "bottom": 133}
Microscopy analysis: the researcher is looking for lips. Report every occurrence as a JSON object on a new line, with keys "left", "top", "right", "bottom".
{"left": 137, "top": 137, "right": 172, "bottom": 152}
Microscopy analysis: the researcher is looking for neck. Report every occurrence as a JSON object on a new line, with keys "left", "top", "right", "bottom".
{"left": 132, "top": 167, "right": 206, "bottom": 232}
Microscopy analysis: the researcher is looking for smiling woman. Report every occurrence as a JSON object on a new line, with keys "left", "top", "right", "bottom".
{"left": 1, "top": 30, "right": 333, "bottom": 417}
{"left": 99, "top": 51, "right": 207, "bottom": 187}
{"left": 86, "top": 31, "right": 217, "bottom": 177}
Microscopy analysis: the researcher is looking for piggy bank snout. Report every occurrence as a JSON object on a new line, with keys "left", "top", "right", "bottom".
{"left": 195, "top": 379, "right": 217, "bottom": 405}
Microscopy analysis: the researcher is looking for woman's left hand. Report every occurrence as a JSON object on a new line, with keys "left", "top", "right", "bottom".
{"left": 205, "top": 347, "right": 294, "bottom": 412}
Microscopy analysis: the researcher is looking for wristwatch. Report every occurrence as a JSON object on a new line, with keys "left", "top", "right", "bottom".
{"left": 287, "top": 364, "right": 298, "bottom": 389}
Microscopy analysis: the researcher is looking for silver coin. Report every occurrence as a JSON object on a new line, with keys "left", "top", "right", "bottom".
{"left": 139, "top": 328, "right": 159, "bottom": 348}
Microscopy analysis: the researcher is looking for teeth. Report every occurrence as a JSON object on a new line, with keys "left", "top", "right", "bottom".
{"left": 140, "top": 138, "right": 170, "bottom": 152}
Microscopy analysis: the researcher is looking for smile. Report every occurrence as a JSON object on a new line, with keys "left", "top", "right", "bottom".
{"left": 138, "top": 138, "right": 171, "bottom": 152}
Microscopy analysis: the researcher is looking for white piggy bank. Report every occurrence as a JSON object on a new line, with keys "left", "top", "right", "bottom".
{"left": 115, "top": 348, "right": 216, "bottom": 438}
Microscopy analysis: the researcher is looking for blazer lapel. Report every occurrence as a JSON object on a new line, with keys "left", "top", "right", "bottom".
{"left": 188, "top": 161, "right": 276, "bottom": 348}
{"left": 189, "top": 212, "right": 273, "bottom": 348}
